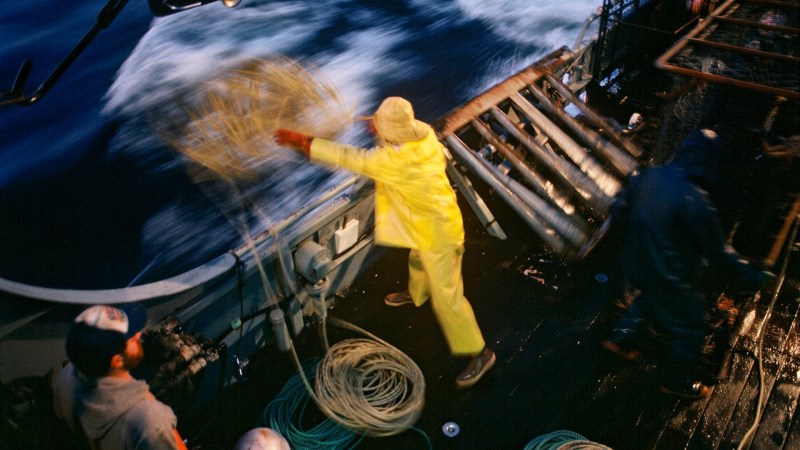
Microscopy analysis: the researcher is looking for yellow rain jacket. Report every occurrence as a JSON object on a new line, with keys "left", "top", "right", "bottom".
{"left": 309, "top": 127, "right": 464, "bottom": 250}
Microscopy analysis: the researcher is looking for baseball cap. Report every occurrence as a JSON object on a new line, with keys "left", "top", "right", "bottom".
{"left": 233, "top": 428, "right": 291, "bottom": 450}
{"left": 65, "top": 303, "right": 147, "bottom": 378}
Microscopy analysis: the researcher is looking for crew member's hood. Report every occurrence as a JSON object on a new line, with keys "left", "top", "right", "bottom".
{"left": 672, "top": 128, "right": 723, "bottom": 191}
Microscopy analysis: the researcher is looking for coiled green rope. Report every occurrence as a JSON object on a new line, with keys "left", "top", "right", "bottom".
{"left": 524, "top": 430, "right": 611, "bottom": 450}
{"left": 260, "top": 358, "right": 363, "bottom": 449}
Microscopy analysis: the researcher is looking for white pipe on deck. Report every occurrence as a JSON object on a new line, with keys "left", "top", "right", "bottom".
{"left": 488, "top": 106, "right": 612, "bottom": 213}
{"left": 469, "top": 118, "right": 595, "bottom": 222}
{"left": 444, "top": 134, "right": 575, "bottom": 255}
{"left": 543, "top": 72, "right": 643, "bottom": 157}
{"left": 523, "top": 83, "right": 638, "bottom": 176}
{"left": 508, "top": 91, "right": 621, "bottom": 197}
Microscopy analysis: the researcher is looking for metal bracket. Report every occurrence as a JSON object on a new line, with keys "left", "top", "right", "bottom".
{"left": 444, "top": 150, "right": 507, "bottom": 240}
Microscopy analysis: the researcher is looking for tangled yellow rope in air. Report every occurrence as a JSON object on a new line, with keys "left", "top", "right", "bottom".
{"left": 168, "top": 56, "right": 354, "bottom": 182}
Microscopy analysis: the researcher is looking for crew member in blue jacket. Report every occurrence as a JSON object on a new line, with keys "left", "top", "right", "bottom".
{"left": 604, "top": 129, "right": 770, "bottom": 399}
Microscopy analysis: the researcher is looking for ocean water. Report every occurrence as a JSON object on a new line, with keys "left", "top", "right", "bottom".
{"left": 0, "top": 0, "right": 600, "bottom": 288}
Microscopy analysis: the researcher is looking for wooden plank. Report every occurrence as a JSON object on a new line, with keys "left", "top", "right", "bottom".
{"left": 543, "top": 256, "right": 680, "bottom": 450}
{"left": 748, "top": 356, "right": 800, "bottom": 450}
{"left": 782, "top": 306, "right": 800, "bottom": 357}
{"left": 570, "top": 362, "right": 683, "bottom": 450}
{"left": 569, "top": 364, "right": 648, "bottom": 448}
{"left": 443, "top": 300, "right": 591, "bottom": 448}
{"left": 486, "top": 253, "right": 621, "bottom": 446}
{"left": 653, "top": 291, "right": 776, "bottom": 448}
{"left": 655, "top": 337, "right": 756, "bottom": 449}
{"left": 640, "top": 401, "right": 683, "bottom": 450}
{"left": 715, "top": 307, "right": 797, "bottom": 449}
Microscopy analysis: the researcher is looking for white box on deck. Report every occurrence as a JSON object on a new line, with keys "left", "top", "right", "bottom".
{"left": 334, "top": 219, "right": 359, "bottom": 254}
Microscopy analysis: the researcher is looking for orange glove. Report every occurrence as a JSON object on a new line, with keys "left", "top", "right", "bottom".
{"left": 274, "top": 129, "right": 312, "bottom": 158}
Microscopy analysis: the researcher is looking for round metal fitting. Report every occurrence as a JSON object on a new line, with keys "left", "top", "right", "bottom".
{"left": 442, "top": 421, "right": 460, "bottom": 437}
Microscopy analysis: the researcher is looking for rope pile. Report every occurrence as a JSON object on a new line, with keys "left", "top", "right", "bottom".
{"left": 260, "top": 359, "right": 363, "bottom": 449}
{"left": 315, "top": 319, "right": 426, "bottom": 437}
{"left": 261, "top": 318, "right": 428, "bottom": 449}
{"left": 161, "top": 56, "right": 354, "bottom": 182}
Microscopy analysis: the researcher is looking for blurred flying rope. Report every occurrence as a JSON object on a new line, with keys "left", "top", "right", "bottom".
{"left": 165, "top": 56, "right": 354, "bottom": 182}
{"left": 151, "top": 55, "right": 357, "bottom": 316}
{"left": 153, "top": 55, "right": 355, "bottom": 310}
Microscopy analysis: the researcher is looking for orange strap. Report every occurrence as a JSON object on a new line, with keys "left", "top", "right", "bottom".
{"left": 174, "top": 429, "right": 188, "bottom": 450}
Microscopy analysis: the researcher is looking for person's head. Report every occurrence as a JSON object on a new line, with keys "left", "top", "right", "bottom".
{"left": 371, "top": 96, "right": 432, "bottom": 143}
{"left": 65, "top": 304, "right": 147, "bottom": 378}
{"left": 673, "top": 128, "right": 724, "bottom": 191}
{"left": 233, "top": 428, "right": 290, "bottom": 450}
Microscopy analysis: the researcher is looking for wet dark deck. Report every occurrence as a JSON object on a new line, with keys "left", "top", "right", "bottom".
{"left": 187, "top": 191, "right": 800, "bottom": 450}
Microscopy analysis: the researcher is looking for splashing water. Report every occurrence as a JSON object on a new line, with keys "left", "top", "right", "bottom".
{"left": 0, "top": 0, "right": 602, "bottom": 288}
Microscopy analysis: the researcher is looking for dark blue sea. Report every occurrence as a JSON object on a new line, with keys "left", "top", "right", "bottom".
{"left": 0, "top": 0, "right": 599, "bottom": 289}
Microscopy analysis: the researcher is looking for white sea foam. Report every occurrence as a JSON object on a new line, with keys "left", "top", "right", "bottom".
{"left": 105, "top": 1, "right": 339, "bottom": 115}
{"left": 455, "top": 0, "right": 600, "bottom": 46}
{"left": 104, "top": 0, "right": 606, "bottom": 278}
{"left": 454, "top": 0, "right": 601, "bottom": 94}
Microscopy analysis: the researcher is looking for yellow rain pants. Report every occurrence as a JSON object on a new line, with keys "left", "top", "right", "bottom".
{"left": 408, "top": 244, "right": 485, "bottom": 356}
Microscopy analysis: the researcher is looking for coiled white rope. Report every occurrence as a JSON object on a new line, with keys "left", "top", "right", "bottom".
{"left": 279, "top": 313, "right": 426, "bottom": 442}
{"left": 314, "top": 317, "right": 426, "bottom": 437}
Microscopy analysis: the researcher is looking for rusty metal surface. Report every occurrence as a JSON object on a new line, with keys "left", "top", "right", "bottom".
{"left": 656, "top": 0, "right": 800, "bottom": 99}
{"left": 432, "top": 52, "right": 646, "bottom": 259}
{"left": 435, "top": 47, "right": 575, "bottom": 135}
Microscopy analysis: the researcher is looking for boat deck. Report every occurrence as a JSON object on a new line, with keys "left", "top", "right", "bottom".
{"left": 4, "top": 3, "right": 799, "bottom": 449}
{"left": 186, "top": 190, "right": 800, "bottom": 450}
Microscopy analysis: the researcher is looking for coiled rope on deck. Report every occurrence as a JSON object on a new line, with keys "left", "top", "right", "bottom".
{"left": 261, "top": 316, "right": 428, "bottom": 449}
{"left": 315, "top": 318, "right": 426, "bottom": 437}
{"left": 260, "top": 358, "right": 364, "bottom": 449}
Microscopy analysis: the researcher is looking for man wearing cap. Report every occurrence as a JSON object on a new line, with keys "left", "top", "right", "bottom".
{"left": 274, "top": 96, "right": 495, "bottom": 389}
{"left": 52, "top": 304, "right": 187, "bottom": 449}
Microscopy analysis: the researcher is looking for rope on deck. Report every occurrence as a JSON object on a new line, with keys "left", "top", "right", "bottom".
{"left": 737, "top": 209, "right": 800, "bottom": 450}
{"left": 315, "top": 317, "right": 426, "bottom": 437}
{"left": 260, "top": 315, "right": 429, "bottom": 449}
{"left": 524, "top": 430, "right": 611, "bottom": 450}
{"left": 259, "top": 358, "right": 363, "bottom": 449}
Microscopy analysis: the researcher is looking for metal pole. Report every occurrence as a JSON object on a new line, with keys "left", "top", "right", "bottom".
{"left": 509, "top": 92, "right": 619, "bottom": 199}
{"left": 524, "top": 82, "right": 638, "bottom": 176}
{"left": 469, "top": 118, "right": 594, "bottom": 221}
{"left": 542, "top": 73, "right": 643, "bottom": 157}
{"left": 488, "top": 106, "right": 613, "bottom": 213}
{"left": 443, "top": 153, "right": 508, "bottom": 240}
{"left": 444, "top": 134, "right": 576, "bottom": 255}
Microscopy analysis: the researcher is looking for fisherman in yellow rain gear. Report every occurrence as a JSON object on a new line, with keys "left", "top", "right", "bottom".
{"left": 274, "top": 96, "right": 495, "bottom": 388}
